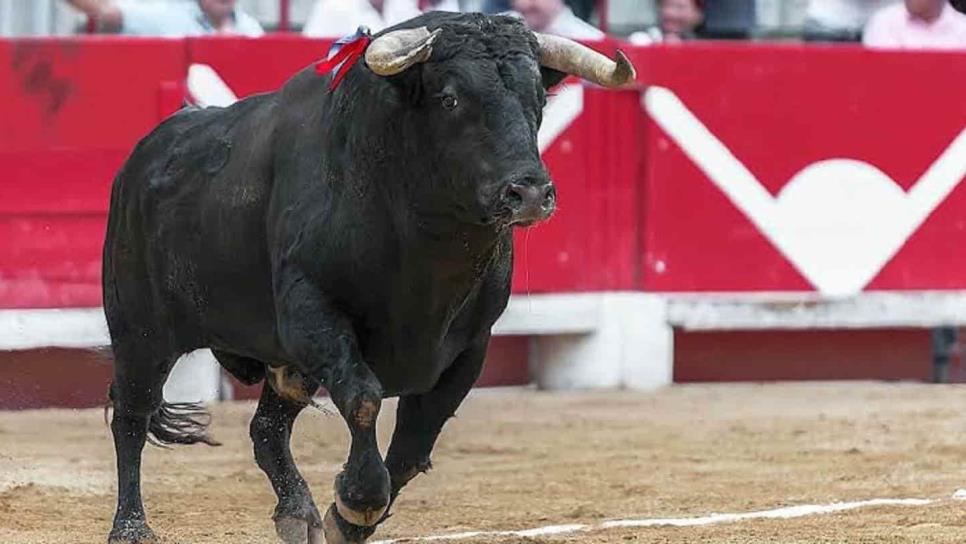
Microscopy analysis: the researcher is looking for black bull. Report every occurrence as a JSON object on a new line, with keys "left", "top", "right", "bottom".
{"left": 102, "top": 12, "right": 634, "bottom": 544}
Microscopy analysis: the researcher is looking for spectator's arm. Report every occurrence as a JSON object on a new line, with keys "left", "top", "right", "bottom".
{"left": 63, "top": 0, "right": 123, "bottom": 31}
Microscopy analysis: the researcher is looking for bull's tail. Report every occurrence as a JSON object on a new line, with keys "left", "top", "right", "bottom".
{"left": 147, "top": 401, "right": 221, "bottom": 447}
{"left": 101, "top": 353, "right": 219, "bottom": 447}
{"left": 103, "top": 395, "right": 221, "bottom": 447}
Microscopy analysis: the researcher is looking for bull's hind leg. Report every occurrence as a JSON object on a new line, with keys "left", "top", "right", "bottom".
{"left": 108, "top": 344, "right": 218, "bottom": 544}
{"left": 107, "top": 350, "right": 173, "bottom": 544}
{"left": 108, "top": 407, "right": 156, "bottom": 543}
{"left": 250, "top": 371, "right": 324, "bottom": 544}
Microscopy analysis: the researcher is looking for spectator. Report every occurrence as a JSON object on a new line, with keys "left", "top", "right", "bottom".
{"left": 481, "top": 0, "right": 511, "bottom": 14}
{"left": 700, "top": 0, "right": 755, "bottom": 40}
{"left": 510, "top": 0, "right": 603, "bottom": 40}
{"left": 302, "top": 0, "right": 421, "bottom": 37}
{"left": 566, "top": 0, "right": 595, "bottom": 22}
{"left": 64, "top": 0, "right": 264, "bottom": 37}
{"left": 864, "top": 0, "right": 966, "bottom": 48}
{"left": 629, "top": 0, "right": 703, "bottom": 44}
{"left": 484, "top": 0, "right": 592, "bottom": 21}
{"left": 803, "top": 0, "right": 893, "bottom": 42}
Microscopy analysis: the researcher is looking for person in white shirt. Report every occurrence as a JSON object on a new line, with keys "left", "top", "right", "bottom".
{"left": 863, "top": 0, "right": 966, "bottom": 49}
{"left": 803, "top": 0, "right": 896, "bottom": 42}
{"left": 302, "top": 0, "right": 422, "bottom": 37}
{"left": 64, "top": 0, "right": 264, "bottom": 37}
{"left": 510, "top": 0, "right": 603, "bottom": 40}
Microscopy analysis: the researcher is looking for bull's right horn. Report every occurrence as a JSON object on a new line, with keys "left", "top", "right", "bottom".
{"left": 535, "top": 33, "right": 636, "bottom": 88}
{"left": 365, "top": 27, "right": 442, "bottom": 76}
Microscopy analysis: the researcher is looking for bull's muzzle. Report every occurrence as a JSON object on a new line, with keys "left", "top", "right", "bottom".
{"left": 503, "top": 181, "right": 556, "bottom": 226}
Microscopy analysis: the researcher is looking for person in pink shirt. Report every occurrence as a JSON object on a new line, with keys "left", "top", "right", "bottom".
{"left": 864, "top": 0, "right": 966, "bottom": 49}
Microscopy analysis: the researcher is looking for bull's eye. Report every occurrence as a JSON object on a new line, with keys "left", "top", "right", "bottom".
{"left": 441, "top": 95, "right": 458, "bottom": 110}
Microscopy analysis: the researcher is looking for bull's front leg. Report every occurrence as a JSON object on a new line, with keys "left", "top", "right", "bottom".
{"left": 385, "top": 338, "right": 487, "bottom": 499}
{"left": 330, "top": 337, "right": 488, "bottom": 542}
{"left": 276, "top": 272, "right": 390, "bottom": 544}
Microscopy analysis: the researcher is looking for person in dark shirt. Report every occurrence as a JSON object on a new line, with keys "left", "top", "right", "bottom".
{"left": 699, "top": 0, "right": 755, "bottom": 39}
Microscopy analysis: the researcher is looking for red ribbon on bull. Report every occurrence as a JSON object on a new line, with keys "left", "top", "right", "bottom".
{"left": 315, "top": 26, "right": 372, "bottom": 91}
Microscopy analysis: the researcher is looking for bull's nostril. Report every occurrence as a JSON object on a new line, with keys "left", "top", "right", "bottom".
{"left": 505, "top": 185, "right": 525, "bottom": 209}
{"left": 543, "top": 186, "right": 556, "bottom": 207}
{"left": 502, "top": 182, "right": 554, "bottom": 222}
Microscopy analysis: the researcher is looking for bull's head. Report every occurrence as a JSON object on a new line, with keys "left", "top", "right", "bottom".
{"left": 355, "top": 15, "right": 635, "bottom": 229}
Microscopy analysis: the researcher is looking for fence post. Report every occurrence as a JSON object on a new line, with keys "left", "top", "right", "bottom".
{"left": 278, "top": 0, "right": 291, "bottom": 32}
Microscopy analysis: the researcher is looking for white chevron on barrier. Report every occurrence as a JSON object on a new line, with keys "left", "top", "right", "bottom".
{"left": 538, "top": 84, "right": 583, "bottom": 153}
{"left": 186, "top": 64, "right": 238, "bottom": 108}
{"left": 645, "top": 86, "right": 966, "bottom": 298}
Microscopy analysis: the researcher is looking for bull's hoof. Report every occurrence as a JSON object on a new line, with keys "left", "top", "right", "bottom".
{"left": 333, "top": 466, "right": 389, "bottom": 528}
{"left": 323, "top": 504, "right": 368, "bottom": 544}
{"left": 274, "top": 495, "right": 323, "bottom": 544}
{"left": 107, "top": 519, "right": 159, "bottom": 544}
{"left": 334, "top": 493, "right": 387, "bottom": 527}
{"left": 275, "top": 517, "right": 324, "bottom": 544}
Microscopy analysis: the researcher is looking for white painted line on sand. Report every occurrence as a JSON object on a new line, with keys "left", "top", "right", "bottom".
{"left": 372, "top": 524, "right": 591, "bottom": 544}
{"left": 373, "top": 524, "right": 588, "bottom": 543}
{"left": 600, "top": 498, "right": 932, "bottom": 529}
{"left": 373, "top": 495, "right": 946, "bottom": 543}
{"left": 954, "top": 489, "right": 966, "bottom": 500}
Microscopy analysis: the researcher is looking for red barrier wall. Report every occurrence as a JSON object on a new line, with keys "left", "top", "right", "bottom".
{"left": 1, "top": 38, "right": 188, "bottom": 308}
{"left": 10, "top": 40, "right": 966, "bottom": 308}
{"left": 5, "top": 38, "right": 966, "bottom": 404}
{"left": 0, "top": 348, "right": 112, "bottom": 409}
{"left": 0, "top": 37, "right": 339, "bottom": 310}
{"left": 511, "top": 87, "right": 644, "bottom": 293}
{"left": 632, "top": 44, "right": 966, "bottom": 296}
{"left": 674, "top": 329, "right": 933, "bottom": 383}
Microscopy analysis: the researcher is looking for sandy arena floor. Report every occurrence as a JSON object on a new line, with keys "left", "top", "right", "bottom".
{"left": 1, "top": 383, "right": 965, "bottom": 543}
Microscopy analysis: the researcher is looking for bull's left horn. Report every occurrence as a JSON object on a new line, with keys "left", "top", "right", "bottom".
{"left": 535, "top": 33, "right": 636, "bottom": 88}
{"left": 365, "top": 27, "right": 442, "bottom": 76}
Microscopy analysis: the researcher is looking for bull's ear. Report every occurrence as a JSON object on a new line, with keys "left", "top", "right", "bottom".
{"left": 541, "top": 66, "right": 567, "bottom": 90}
